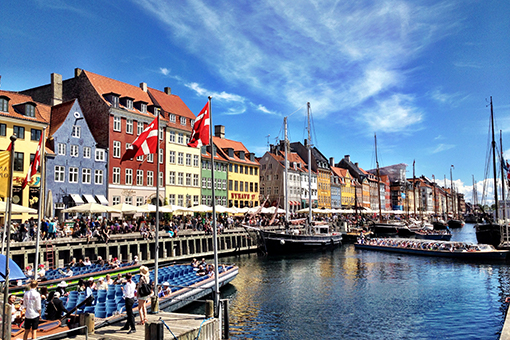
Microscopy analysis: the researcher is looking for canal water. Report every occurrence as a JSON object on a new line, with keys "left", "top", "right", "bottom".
{"left": 178, "top": 224, "right": 510, "bottom": 339}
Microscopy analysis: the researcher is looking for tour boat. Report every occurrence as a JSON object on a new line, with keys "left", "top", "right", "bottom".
{"left": 355, "top": 238, "right": 509, "bottom": 261}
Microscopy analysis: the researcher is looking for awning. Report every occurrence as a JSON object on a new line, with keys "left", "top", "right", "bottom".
{"left": 0, "top": 254, "right": 26, "bottom": 282}
{"left": 70, "top": 194, "right": 84, "bottom": 205}
{"left": 83, "top": 194, "right": 96, "bottom": 204}
{"left": 96, "top": 195, "right": 108, "bottom": 205}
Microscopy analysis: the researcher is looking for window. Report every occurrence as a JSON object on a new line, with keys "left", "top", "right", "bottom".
{"left": 222, "top": 179, "right": 227, "bottom": 190}
{"left": 239, "top": 181, "right": 243, "bottom": 192}
{"left": 111, "top": 95, "right": 119, "bottom": 108}
{"left": 136, "top": 197, "right": 144, "bottom": 206}
{"left": 193, "top": 155, "right": 199, "bottom": 167}
{"left": 168, "top": 172, "right": 175, "bottom": 185}
{"left": 186, "top": 154, "right": 191, "bottom": 166}
{"left": 159, "top": 149, "right": 164, "bottom": 164}
{"left": 125, "top": 196, "right": 132, "bottom": 205}
{"left": 58, "top": 143, "right": 66, "bottom": 155}
{"left": 207, "top": 178, "right": 212, "bottom": 189}
{"left": 169, "top": 114, "right": 176, "bottom": 123}
{"left": 113, "top": 116, "right": 121, "bottom": 132}
{"left": 193, "top": 174, "right": 199, "bottom": 187}
{"left": 186, "top": 173, "right": 191, "bottom": 186}
{"left": 30, "top": 129, "right": 42, "bottom": 141}
{"left": 254, "top": 168, "right": 258, "bottom": 175}
{"left": 72, "top": 125, "right": 81, "bottom": 138}
{"left": 69, "top": 167, "right": 78, "bottom": 183}
{"left": 169, "top": 151, "right": 175, "bottom": 164}
{"left": 70, "top": 145, "right": 79, "bottom": 157}
{"left": 250, "top": 182, "right": 254, "bottom": 192}
{"left": 83, "top": 147, "right": 91, "bottom": 158}
{"left": 137, "top": 170, "right": 143, "bottom": 186}
{"left": 112, "top": 167, "right": 120, "bottom": 184}
{"left": 234, "top": 164, "right": 238, "bottom": 173}
{"left": 25, "top": 104, "right": 35, "bottom": 117}
{"left": 137, "top": 153, "right": 144, "bottom": 161}
{"left": 113, "top": 141, "right": 121, "bottom": 158}
{"left": 180, "top": 117, "right": 186, "bottom": 125}
{"left": 178, "top": 195, "right": 184, "bottom": 206}
{"left": 13, "top": 126, "right": 24, "bottom": 139}
{"left": 95, "top": 149, "right": 105, "bottom": 161}
{"left": 202, "top": 177, "right": 206, "bottom": 188}
{"left": 159, "top": 172, "right": 163, "bottom": 187}
{"left": 177, "top": 133, "right": 184, "bottom": 144}
{"left": 12, "top": 152, "right": 23, "bottom": 172}
{"left": 0, "top": 98, "right": 8, "bottom": 112}
{"left": 245, "top": 182, "right": 249, "bottom": 192}
{"left": 140, "top": 103, "right": 147, "bottom": 113}
{"left": 126, "top": 119, "right": 133, "bottom": 134}
{"left": 229, "top": 180, "right": 233, "bottom": 190}
{"left": 125, "top": 169, "right": 133, "bottom": 185}
{"left": 112, "top": 196, "right": 121, "bottom": 205}
{"left": 159, "top": 127, "right": 164, "bottom": 141}
{"left": 169, "top": 131, "right": 175, "bottom": 143}
{"left": 147, "top": 171, "right": 154, "bottom": 186}
{"left": 82, "top": 168, "right": 91, "bottom": 184}
{"left": 234, "top": 181, "right": 238, "bottom": 191}
{"left": 147, "top": 153, "right": 154, "bottom": 163}
{"left": 177, "top": 152, "right": 184, "bottom": 165}
{"left": 178, "top": 172, "right": 184, "bottom": 185}
{"left": 55, "top": 166, "right": 65, "bottom": 182}
{"left": 194, "top": 195, "right": 199, "bottom": 206}
{"left": 168, "top": 194, "right": 175, "bottom": 205}
{"left": 250, "top": 167, "right": 253, "bottom": 175}
{"left": 137, "top": 121, "right": 144, "bottom": 135}
{"left": 240, "top": 165, "right": 243, "bottom": 174}
{"left": 255, "top": 183, "right": 258, "bottom": 192}
{"left": 0, "top": 124, "right": 5, "bottom": 136}
{"left": 95, "top": 170, "right": 103, "bottom": 185}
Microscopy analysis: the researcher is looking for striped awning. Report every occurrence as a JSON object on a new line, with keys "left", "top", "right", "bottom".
{"left": 96, "top": 195, "right": 108, "bottom": 205}
{"left": 83, "top": 194, "right": 96, "bottom": 203}
{"left": 70, "top": 194, "right": 84, "bottom": 205}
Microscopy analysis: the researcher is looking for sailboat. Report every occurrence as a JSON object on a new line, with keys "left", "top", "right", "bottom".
{"left": 447, "top": 166, "right": 464, "bottom": 228}
{"left": 244, "top": 103, "right": 342, "bottom": 254}
{"left": 475, "top": 97, "right": 506, "bottom": 247}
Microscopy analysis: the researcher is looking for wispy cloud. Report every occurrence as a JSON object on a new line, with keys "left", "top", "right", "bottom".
{"left": 135, "top": 0, "right": 462, "bottom": 132}
{"left": 453, "top": 61, "right": 482, "bottom": 68}
{"left": 159, "top": 68, "right": 170, "bottom": 76}
{"left": 429, "top": 88, "right": 469, "bottom": 107}
{"left": 431, "top": 143, "right": 455, "bottom": 153}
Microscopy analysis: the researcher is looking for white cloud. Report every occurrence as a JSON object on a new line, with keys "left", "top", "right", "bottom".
{"left": 429, "top": 88, "right": 469, "bottom": 107}
{"left": 159, "top": 67, "right": 170, "bottom": 76}
{"left": 431, "top": 143, "right": 455, "bottom": 153}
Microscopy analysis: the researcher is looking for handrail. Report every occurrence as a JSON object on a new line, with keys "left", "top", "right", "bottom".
{"left": 36, "top": 325, "right": 88, "bottom": 340}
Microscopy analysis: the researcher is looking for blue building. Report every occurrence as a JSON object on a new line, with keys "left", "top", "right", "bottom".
{"left": 46, "top": 99, "right": 108, "bottom": 218}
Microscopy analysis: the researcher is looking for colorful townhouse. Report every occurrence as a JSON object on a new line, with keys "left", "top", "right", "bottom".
{"left": 45, "top": 99, "right": 108, "bottom": 217}
{"left": 0, "top": 90, "right": 50, "bottom": 223}
{"left": 212, "top": 125, "right": 259, "bottom": 208}
{"left": 148, "top": 87, "right": 200, "bottom": 207}
{"left": 331, "top": 167, "right": 355, "bottom": 208}
{"left": 200, "top": 145, "right": 228, "bottom": 206}
{"left": 22, "top": 69, "right": 166, "bottom": 206}
{"left": 337, "top": 155, "right": 370, "bottom": 209}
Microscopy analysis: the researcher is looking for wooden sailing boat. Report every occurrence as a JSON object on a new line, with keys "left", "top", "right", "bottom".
{"left": 244, "top": 103, "right": 342, "bottom": 254}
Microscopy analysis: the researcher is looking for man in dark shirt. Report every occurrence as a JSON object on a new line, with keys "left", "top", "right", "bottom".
{"left": 46, "top": 292, "right": 68, "bottom": 321}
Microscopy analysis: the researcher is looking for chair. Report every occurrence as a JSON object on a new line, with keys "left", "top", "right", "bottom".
{"left": 95, "top": 309, "right": 107, "bottom": 318}
{"left": 105, "top": 306, "right": 117, "bottom": 317}
{"left": 83, "top": 306, "right": 95, "bottom": 314}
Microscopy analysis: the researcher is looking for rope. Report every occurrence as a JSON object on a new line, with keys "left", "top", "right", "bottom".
{"left": 159, "top": 317, "right": 178, "bottom": 340}
{"left": 195, "top": 317, "right": 214, "bottom": 340}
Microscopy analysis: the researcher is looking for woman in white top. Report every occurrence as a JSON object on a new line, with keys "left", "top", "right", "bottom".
{"left": 137, "top": 266, "right": 151, "bottom": 325}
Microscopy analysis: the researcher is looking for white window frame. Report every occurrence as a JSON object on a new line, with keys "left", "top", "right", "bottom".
{"left": 113, "top": 141, "right": 121, "bottom": 158}
{"left": 136, "top": 196, "right": 144, "bottom": 206}
{"left": 180, "top": 117, "right": 186, "bottom": 126}
{"left": 72, "top": 125, "right": 81, "bottom": 138}
{"left": 186, "top": 173, "right": 191, "bottom": 186}
{"left": 177, "top": 152, "right": 184, "bottom": 165}
{"left": 169, "top": 131, "right": 175, "bottom": 143}
{"left": 169, "top": 114, "right": 176, "bottom": 123}
{"left": 125, "top": 168, "right": 133, "bottom": 185}
{"left": 112, "top": 196, "right": 120, "bottom": 205}
{"left": 147, "top": 171, "right": 154, "bottom": 186}
{"left": 177, "top": 133, "right": 184, "bottom": 144}
{"left": 95, "top": 149, "right": 105, "bottom": 161}
{"left": 82, "top": 168, "right": 91, "bottom": 184}
{"left": 95, "top": 169, "right": 103, "bottom": 185}
{"left": 169, "top": 171, "right": 175, "bottom": 185}
{"left": 58, "top": 143, "right": 66, "bottom": 155}
{"left": 177, "top": 172, "right": 184, "bottom": 185}
{"left": 113, "top": 116, "right": 121, "bottom": 132}
{"left": 112, "top": 167, "right": 120, "bottom": 184}
{"left": 193, "top": 174, "right": 199, "bottom": 187}
{"left": 137, "top": 121, "right": 144, "bottom": 135}
{"left": 186, "top": 153, "right": 191, "bottom": 166}
{"left": 126, "top": 119, "right": 133, "bottom": 134}
{"left": 169, "top": 151, "right": 175, "bottom": 164}
{"left": 193, "top": 155, "right": 199, "bottom": 167}
{"left": 70, "top": 145, "right": 79, "bottom": 157}
{"left": 83, "top": 146, "right": 91, "bottom": 159}
{"left": 55, "top": 165, "right": 65, "bottom": 182}
{"left": 137, "top": 170, "right": 144, "bottom": 186}
{"left": 69, "top": 167, "right": 78, "bottom": 183}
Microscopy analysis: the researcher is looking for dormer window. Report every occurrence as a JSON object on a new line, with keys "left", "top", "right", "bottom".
{"left": 180, "top": 117, "right": 186, "bottom": 126}
{"left": 134, "top": 101, "right": 148, "bottom": 113}
{"left": 25, "top": 104, "right": 35, "bottom": 117}
{"left": 0, "top": 97, "right": 9, "bottom": 112}
{"left": 121, "top": 97, "right": 134, "bottom": 110}
{"left": 169, "top": 114, "right": 176, "bottom": 123}
{"left": 111, "top": 95, "right": 119, "bottom": 108}
{"left": 154, "top": 107, "right": 160, "bottom": 116}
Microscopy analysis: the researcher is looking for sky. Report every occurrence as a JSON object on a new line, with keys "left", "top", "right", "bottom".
{"left": 1, "top": 0, "right": 509, "bottom": 205}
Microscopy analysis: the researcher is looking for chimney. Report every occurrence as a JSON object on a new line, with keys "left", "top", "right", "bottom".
{"left": 304, "top": 139, "right": 308, "bottom": 147}
{"left": 74, "top": 68, "right": 83, "bottom": 78}
{"left": 344, "top": 155, "right": 350, "bottom": 163}
{"left": 51, "top": 73, "right": 63, "bottom": 106}
{"left": 139, "top": 82, "right": 147, "bottom": 92}
{"left": 329, "top": 157, "right": 334, "bottom": 167}
{"left": 215, "top": 125, "right": 225, "bottom": 139}
{"left": 164, "top": 87, "right": 171, "bottom": 95}
{"left": 355, "top": 162, "right": 359, "bottom": 168}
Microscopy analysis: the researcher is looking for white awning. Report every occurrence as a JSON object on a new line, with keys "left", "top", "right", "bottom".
{"left": 96, "top": 195, "right": 108, "bottom": 205}
{"left": 83, "top": 194, "right": 96, "bottom": 203}
{"left": 70, "top": 194, "right": 84, "bottom": 205}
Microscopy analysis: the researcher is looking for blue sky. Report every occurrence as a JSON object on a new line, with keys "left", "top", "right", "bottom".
{"left": 1, "top": 0, "right": 509, "bottom": 204}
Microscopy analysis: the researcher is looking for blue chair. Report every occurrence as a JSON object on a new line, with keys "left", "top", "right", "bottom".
{"left": 95, "top": 309, "right": 107, "bottom": 318}
{"left": 83, "top": 306, "right": 95, "bottom": 314}
{"left": 105, "top": 306, "right": 117, "bottom": 317}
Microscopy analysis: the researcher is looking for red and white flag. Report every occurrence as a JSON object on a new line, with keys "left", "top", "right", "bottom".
{"left": 121, "top": 116, "right": 158, "bottom": 163}
{"left": 188, "top": 102, "right": 210, "bottom": 148}
{"left": 22, "top": 132, "right": 44, "bottom": 189}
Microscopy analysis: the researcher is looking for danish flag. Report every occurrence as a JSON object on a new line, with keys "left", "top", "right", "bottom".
{"left": 22, "top": 132, "right": 43, "bottom": 189}
{"left": 188, "top": 102, "right": 210, "bottom": 148}
{"left": 121, "top": 116, "right": 158, "bottom": 163}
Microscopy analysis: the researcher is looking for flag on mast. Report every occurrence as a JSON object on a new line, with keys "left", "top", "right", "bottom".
{"left": 21, "top": 132, "right": 44, "bottom": 189}
{"left": 188, "top": 102, "right": 210, "bottom": 148}
{"left": 121, "top": 116, "right": 158, "bottom": 163}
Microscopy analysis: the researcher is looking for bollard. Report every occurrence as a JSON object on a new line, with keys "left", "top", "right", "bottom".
{"left": 205, "top": 300, "right": 214, "bottom": 319}
{"left": 221, "top": 299, "right": 230, "bottom": 339}
{"left": 146, "top": 321, "right": 164, "bottom": 340}
{"left": 79, "top": 313, "right": 95, "bottom": 334}
{"left": 151, "top": 295, "right": 160, "bottom": 314}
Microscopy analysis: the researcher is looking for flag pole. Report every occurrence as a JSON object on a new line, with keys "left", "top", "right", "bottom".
{"left": 208, "top": 96, "right": 220, "bottom": 316}
{"left": 2, "top": 134, "right": 16, "bottom": 340}
{"left": 34, "top": 126, "right": 46, "bottom": 273}
{"left": 153, "top": 112, "right": 160, "bottom": 313}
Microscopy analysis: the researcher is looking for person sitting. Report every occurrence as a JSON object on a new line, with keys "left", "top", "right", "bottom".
{"left": 88, "top": 277, "right": 97, "bottom": 290}
{"left": 206, "top": 264, "right": 215, "bottom": 278}
{"left": 96, "top": 256, "right": 105, "bottom": 267}
{"left": 60, "top": 267, "right": 73, "bottom": 277}
{"left": 76, "top": 259, "right": 85, "bottom": 267}
{"left": 105, "top": 274, "right": 113, "bottom": 285}
{"left": 97, "top": 277, "right": 108, "bottom": 290}
{"left": 56, "top": 281, "right": 68, "bottom": 297}
{"left": 161, "top": 282, "right": 172, "bottom": 297}
{"left": 37, "top": 264, "right": 46, "bottom": 280}
{"left": 83, "top": 257, "right": 92, "bottom": 266}
{"left": 46, "top": 292, "right": 68, "bottom": 321}
{"left": 25, "top": 265, "right": 34, "bottom": 278}
{"left": 196, "top": 265, "right": 206, "bottom": 276}
{"left": 191, "top": 258, "right": 199, "bottom": 269}
{"left": 114, "top": 273, "right": 124, "bottom": 285}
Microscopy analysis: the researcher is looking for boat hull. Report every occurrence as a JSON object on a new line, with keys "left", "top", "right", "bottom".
{"left": 355, "top": 243, "right": 509, "bottom": 261}
{"left": 475, "top": 223, "right": 501, "bottom": 247}
{"left": 414, "top": 232, "right": 452, "bottom": 241}
{"left": 447, "top": 220, "right": 464, "bottom": 228}
{"left": 370, "top": 222, "right": 414, "bottom": 237}
{"left": 259, "top": 230, "right": 342, "bottom": 254}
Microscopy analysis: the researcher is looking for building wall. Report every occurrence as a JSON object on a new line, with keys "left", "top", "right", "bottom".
{"left": 341, "top": 172, "right": 355, "bottom": 208}
{"left": 200, "top": 155, "right": 227, "bottom": 206}
{"left": 228, "top": 162, "right": 259, "bottom": 208}
{"left": 317, "top": 168, "right": 331, "bottom": 209}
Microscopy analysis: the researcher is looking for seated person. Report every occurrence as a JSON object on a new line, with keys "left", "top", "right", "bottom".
{"left": 196, "top": 265, "right": 206, "bottom": 276}
{"left": 46, "top": 292, "right": 69, "bottom": 320}
{"left": 161, "top": 282, "right": 172, "bottom": 297}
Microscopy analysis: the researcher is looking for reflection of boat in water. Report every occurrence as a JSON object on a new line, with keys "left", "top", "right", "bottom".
{"left": 11, "top": 263, "right": 239, "bottom": 339}
{"left": 355, "top": 238, "right": 509, "bottom": 261}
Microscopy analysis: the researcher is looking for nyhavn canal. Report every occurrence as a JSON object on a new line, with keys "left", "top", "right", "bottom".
{"left": 182, "top": 224, "right": 510, "bottom": 339}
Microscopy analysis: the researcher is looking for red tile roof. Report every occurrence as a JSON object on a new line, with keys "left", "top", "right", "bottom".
{"left": 148, "top": 87, "right": 195, "bottom": 131}
{"left": 49, "top": 99, "right": 76, "bottom": 137}
{"left": 0, "top": 90, "right": 50, "bottom": 124}
{"left": 212, "top": 136, "right": 259, "bottom": 165}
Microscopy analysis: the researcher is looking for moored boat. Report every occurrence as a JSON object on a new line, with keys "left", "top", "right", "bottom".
{"left": 355, "top": 237, "right": 509, "bottom": 261}
{"left": 414, "top": 229, "right": 452, "bottom": 241}
{"left": 447, "top": 219, "right": 464, "bottom": 229}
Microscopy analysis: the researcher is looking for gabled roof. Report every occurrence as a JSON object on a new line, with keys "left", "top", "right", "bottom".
{"left": 201, "top": 146, "right": 229, "bottom": 163}
{"left": 212, "top": 136, "right": 259, "bottom": 165}
{"left": 331, "top": 166, "right": 351, "bottom": 179}
{"left": 148, "top": 87, "right": 196, "bottom": 131}
{"left": 82, "top": 70, "right": 156, "bottom": 118}
{"left": 49, "top": 99, "right": 76, "bottom": 137}
{"left": 269, "top": 151, "right": 312, "bottom": 173}
{"left": 0, "top": 90, "right": 50, "bottom": 124}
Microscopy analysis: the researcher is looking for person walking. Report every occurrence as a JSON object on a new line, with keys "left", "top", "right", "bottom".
{"left": 23, "top": 280, "right": 41, "bottom": 340}
{"left": 137, "top": 266, "right": 151, "bottom": 325}
{"left": 120, "top": 273, "right": 136, "bottom": 334}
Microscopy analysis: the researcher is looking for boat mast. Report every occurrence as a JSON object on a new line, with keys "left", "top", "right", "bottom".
{"left": 472, "top": 175, "right": 478, "bottom": 207}
{"left": 450, "top": 165, "right": 455, "bottom": 218}
{"left": 375, "top": 133, "right": 382, "bottom": 221}
{"left": 433, "top": 175, "right": 437, "bottom": 218}
{"left": 491, "top": 97, "right": 499, "bottom": 221}
{"left": 413, "top": 160, "right": 417, "bottom": 218}
{"left": 307, "top": 102, "right": 312, "bottom": 227}
{"left": 500, "top": 130, "right": 506, "bottom": 221}
{"left": 284, "top": 116, "right": 289, "bottom": 224}
{"left": 444, "top": 175, "right": 449, "bottom": 218}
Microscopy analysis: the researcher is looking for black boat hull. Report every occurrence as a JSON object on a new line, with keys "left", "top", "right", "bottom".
{"left": 259, "top": 230, "right": 343, "bottom": 254}
{"left": 447, "top": 220, "right": 464, "bottom": 228}
{"left": 475, "top": 223, "right": 501, "bottom": 247}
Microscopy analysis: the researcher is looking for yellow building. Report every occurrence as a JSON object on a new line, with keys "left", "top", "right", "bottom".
{"left": 336, "top": 168, "right": 355, "bottom": 208}
{"left": 317, "top": 168, "right": 331, "bottom": 209}
{"left": 148, "top": 87, "right": 201, "bottom": 207}
{"left": 0, "top": 91, "right": 50, "bottom": 222}
{"left": 212, "top": 126, "right": 259, "bottom": 208}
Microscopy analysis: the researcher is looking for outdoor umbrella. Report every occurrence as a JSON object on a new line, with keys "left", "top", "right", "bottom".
{"left": 0, "top": 201, "right": 38, "bottom": 214}
{"left": 62, "top": 202, "right": 117, "bottom": 214}
{"left": 45, "top": 189, "right": 53, "bottom": 218}
{"left": 265, "top": 206, "right": 286, "bottom": 214}
{"left": 137, "top": 204, "right": 173, "bottom": 213}
{"left": 109, "top": 203, "right": 142, "bottom": 215}
{"left": 0, "top": 254, "right": 26, "bottom": 282}
{"left": 162, "top": 204, "right": 193, "bottom": 213}
{"left": 214, "top": 205, "right": 232, "bottom": 214}
{"left": 189, "top": 204, "right": 213, "bottom": 213}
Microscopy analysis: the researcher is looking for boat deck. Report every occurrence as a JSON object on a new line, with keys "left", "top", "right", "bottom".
{"left": 70, "top": 311, "right": 218, "bottom": 340}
